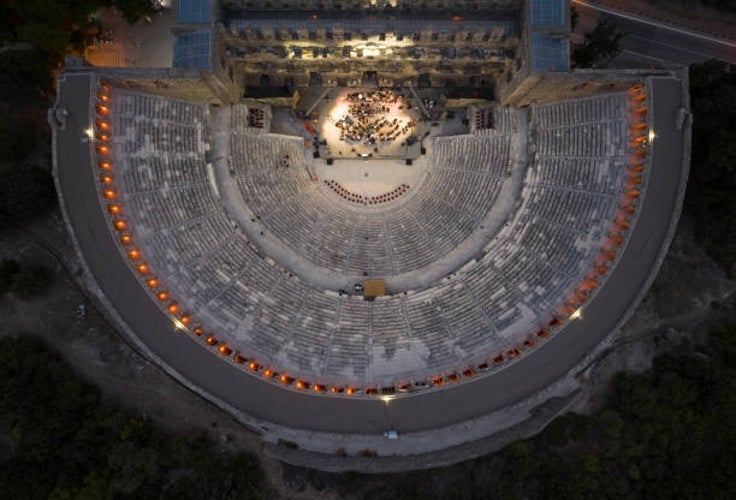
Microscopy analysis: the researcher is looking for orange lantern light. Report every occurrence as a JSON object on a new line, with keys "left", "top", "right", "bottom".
{"left": 146, "top": 277, "right": 158, "bottom": 288}
{"left": 168, "top": 302, "right": 180, "bottom": 314}
{"left": 100, "top": 175, "right": 113, "bottom": 185}
{"left": 103, "top": 189, "right": 116, "bottom": 200}
{"left": 107, "top": 204, "right": 121, "bottom": 215}
{"left": 120, "top": 234, "right": 132, "bottom": 245}
{"left": 556, "top": 304, "right": 576, "bottom": 317}
{"left": 180, "top": 314, "right": 191, "bottom": 326}
{"left": 127, "top": 248, "right": 141, "bottom": 260}
{"left": 113, "top": 219, "right": 126, "bottom": 230}
{"left": 590, "top": 265, "right": 609, "bottom": 277}
{"left": 578, "top": 279, "right": 599, "bottom": 292}
{"left": 596, "top": 251, "right": 616, "bottom": 265}
{"left": 157, "top": 291, "right": 169, "bottom": 301}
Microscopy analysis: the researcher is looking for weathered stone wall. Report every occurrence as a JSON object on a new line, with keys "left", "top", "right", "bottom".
{"left": 502, "top": 69, "right": 675, "bottom": 106}
{"left": 223, "top": 0, "right": 522, "bottom": 11}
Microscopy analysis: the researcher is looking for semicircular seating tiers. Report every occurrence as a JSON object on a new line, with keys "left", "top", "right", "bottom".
{"left": 230, "top": 106, "right": 512, "bottom": 275}
{"left": 95, "top": 85, "right": 649, "bottom": 397}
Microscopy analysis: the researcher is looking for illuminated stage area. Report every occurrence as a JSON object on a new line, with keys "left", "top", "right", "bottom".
{"left": 314, "top": 155, "right": 428, "bottom": 207}
{"left": 318, "top": 88, "right": 425, "bottom": 160}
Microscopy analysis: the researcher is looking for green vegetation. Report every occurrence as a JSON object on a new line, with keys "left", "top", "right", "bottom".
{"left": 1, "top": 1, "right": 155, "bottom": 67}
{"left": 295, "top": 324, "right": 736, "bottom": 499}
{"left": 570, "top": 6, "right": 579, "bottom": 31}
{"left": 0, "top": 259, "right": 54, "bottom": 300}
{"left": 686, "top": 61, "right": 736, "bottom": 272}
{"left": 571, "top": 18, "right": 623, "bottom": 68}
{"left": 0, "top": 163, "right": 56, "bottom": 231}
{"left": 0, "top": 336, "right": 263, "bottom": 499}
{"left": 694, "top": 0, "right": 736, "bottom": 12}
{"left": 114, "top": 0, "right": 157, "bottom": 24}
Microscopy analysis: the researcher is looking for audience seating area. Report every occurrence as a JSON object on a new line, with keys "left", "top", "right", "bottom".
{"left": 94, "top": 85, "right": 644, "bottom": 395}
{"left": 230, "top": 124, "right": 511, "bottom": 274}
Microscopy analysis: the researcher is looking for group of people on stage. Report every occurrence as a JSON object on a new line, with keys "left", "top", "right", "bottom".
{"left": 334, "top": 90, "right": 415, "bottom": 148}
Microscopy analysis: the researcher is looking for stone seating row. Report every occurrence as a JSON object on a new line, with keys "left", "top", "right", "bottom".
{"left": 122, "top": 157, "right": 210, "bottom": 193}
{"left": 526, "top": 157, "right": 624, "bottom": 193}
{"left": 427, "top": 169, "right": 504, "bottom": 216}
{"left": 523, "top": 185, "right": 615, "bottom": 234}
{"left": 535, "top": 121, "right": 626, "bottom": 158}
{"left": 107, "top": 89, "right": 634, "bottom": 385}
{"left": 126, "top": 184, "right": 220, "bottom": 234}
{"left": 115, "top": 92, "right": 205, "bottom": 123}
{"left": 531, "top": 93, "right": 626, "bottom": 128}
{"left": 431, "top": 134, "right": 510, "bottom": 175}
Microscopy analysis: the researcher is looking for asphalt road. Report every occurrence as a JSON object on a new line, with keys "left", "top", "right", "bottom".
{"left": 55, "top": 73, "right": 686, "bottom": 435}
{"left": 573, "top": 0, "right": 736, "bottom": 64}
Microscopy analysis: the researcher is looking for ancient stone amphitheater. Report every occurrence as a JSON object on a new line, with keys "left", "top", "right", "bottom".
{"left": 92, "top": 84, "right": 646, "bottom": 394}
{"left": 51, "top": 16, "right": 689, "bottom": 462}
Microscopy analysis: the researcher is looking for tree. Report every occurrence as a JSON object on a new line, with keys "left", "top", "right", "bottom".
{"left": 571, "top": 18, "right": 623, "bottom": 68}
{"left": 114, "top": 0, "right": 156, "bottom": 24}
{"left": 686, "top": 61, "right": 736, "bottom": 271}
{"left": 0, "top": 163, "right": 56, "bottom": 230}
{"left": 0, "top": 336, "right": 264, "bottom": 499}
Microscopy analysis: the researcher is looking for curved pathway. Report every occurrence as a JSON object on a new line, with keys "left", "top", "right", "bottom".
{"left": 51, "top": 72, "right": 689, "bottom": 446}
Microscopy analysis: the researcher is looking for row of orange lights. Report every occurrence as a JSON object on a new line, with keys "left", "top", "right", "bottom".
{"left": 90, "top": 83, "right": 364, "bottom": 396}
{"left": 551, "top": 85, "right": 649, "bottom": 324}
{"left": 89, "top": 82, "right": 650, "bottom": 398}
{"left": 93, "top": 85, "right": 207, "bottom": 361}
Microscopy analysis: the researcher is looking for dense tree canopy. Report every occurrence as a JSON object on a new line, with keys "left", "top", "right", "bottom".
{"left": 0, "top": 259, "right": 54, "bottom": 300}
{"left": 295, "top": 325, "right": 736, "bottom": 499}
{"left": 686, "top": 61, "right": 736, "bottom": 271}
{"left": 0, "top": 336, "right": 263, "bottom": 500}
{"left": 0, "top": 0, "right": 156, "bottom": 66}
{"left": 571, "top": 18, "right": 623, "bottom": 68}
{"left": 697, "top": 0, "right": 736, "bottom": 11}
{"left": 0, "top": 163, "right": 56, "bottom": 231}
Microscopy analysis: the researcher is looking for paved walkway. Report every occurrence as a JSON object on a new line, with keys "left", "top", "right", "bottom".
{"left": 51, "top": 72, "right": 689, "bottom": 455}
{"left": 574, "top": 0, "right": 736, "bottom": 64}
{"left": 585, "top": 0, "right": 736, "bottom": 41}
